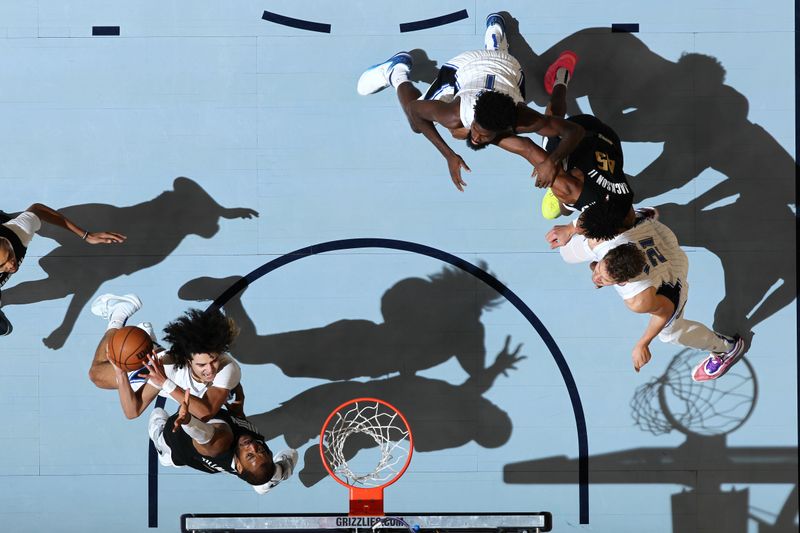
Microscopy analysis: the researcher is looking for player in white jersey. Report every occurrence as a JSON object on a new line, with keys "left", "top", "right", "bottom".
{"left": 88, "top": 294, "right": 245, "bottom": 420}
{"left": 555, "top": 204, "right": 745, "bottom": 381}
{"left": 356, "top": 13, "right": 585, "bottom": 192}
{"left": 0, "top": 204, "right": 125, "bottom": 337}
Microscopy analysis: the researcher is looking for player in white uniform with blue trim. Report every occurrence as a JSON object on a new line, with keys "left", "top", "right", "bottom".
{"left": 556, "top": 205, "right": 744, "bottom": 381}
{"left": 88, "top": 294, "right": 245, "bottom": 420}
{"left": 356, "top": 14, "right": 585, "bottom": 192}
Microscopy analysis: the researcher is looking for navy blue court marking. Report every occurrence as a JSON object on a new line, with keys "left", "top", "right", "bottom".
{"left": 92, "top": 26, "right": 120, "bottom": 36}
{"left": 400, "top": 9, "right": 469, "bottom": 33}
{"left": 147, "top": 238, "right": 590, "bottom": 524}
{"left": 261, "top": 11, "right": 331, "bottom": 34}
{"left": 148, "top": 395, "right": 167, "bottom": 528}
{"left": 611, "top": 23, "right": 639, "bottom": 33}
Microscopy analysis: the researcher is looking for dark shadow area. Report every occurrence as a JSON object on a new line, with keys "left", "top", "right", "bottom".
{"left": 499, "top": 14, "right": 797, "bottom": 339}
{"left": 407, "top": 48, "right": 439, "bottom": 84}
{"left": 0, "top": 177, "right": 258, "bottom": 349}
{"left": 179, "top": 263, "right": 504, "bottom": 380}
{"left": 504, "top": 349, "right": 798, "bottom": 532}
{"left": 248, "top": 338, "right": 521, "bottom": 487}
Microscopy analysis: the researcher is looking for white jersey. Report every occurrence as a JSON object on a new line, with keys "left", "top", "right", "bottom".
{"left": 429, "top": 49, "right": 524, "bottom": 128}
{"left": 560, "top": 218, "right": 689, "bottom": 319}
{"left": 2, "top": 211, "right": 41, "bottom": 247}
{"left": 130, "top": 350, "right": 241, "bottom": 401}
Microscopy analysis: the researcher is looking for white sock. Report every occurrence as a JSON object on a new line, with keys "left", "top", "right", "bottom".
{"left": 107, "top": 318, "right": 126, "bottom": 331}
{"left": 389, "top": 65, "right": 410, "bottom": 88}
{"left": 181, "top": 415, "right": 215, "bottom": 445}
{"left": 554, "top": 67, "right": 570, "bottom": 88}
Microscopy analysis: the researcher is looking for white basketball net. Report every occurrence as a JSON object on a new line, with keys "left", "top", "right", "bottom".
{"left": 322, "top": 400, "right": 411, "bottom": 488}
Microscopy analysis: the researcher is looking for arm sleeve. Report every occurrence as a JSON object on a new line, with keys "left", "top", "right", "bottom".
{"left": 559, "top": 234, "right": 595, "bottom": 264}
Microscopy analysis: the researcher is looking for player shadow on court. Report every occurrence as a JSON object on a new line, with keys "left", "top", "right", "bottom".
{"left": 178, "top": 263, "right": 504, "bottom": 380}
{"left": 503, "top": 348, "right": 798, "bottom": 532}
{"left": 247, "top": 336, "right": 523, "bottom": 487}
{"left": 0, "top": 177, "right": 258, "bottom": 350}
{"left": 499, "top": 15, "right": 796, "bottom": 340}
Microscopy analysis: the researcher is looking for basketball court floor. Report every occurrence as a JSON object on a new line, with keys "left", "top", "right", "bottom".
{"left": 0, "top": 1, "right": 796, "bottom": 532}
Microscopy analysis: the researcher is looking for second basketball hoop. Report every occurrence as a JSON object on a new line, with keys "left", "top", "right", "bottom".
{"left": 319, "top": 397, "right": 413, "bottom": 516}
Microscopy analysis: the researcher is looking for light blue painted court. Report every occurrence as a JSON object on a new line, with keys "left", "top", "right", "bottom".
{"left": 0, "top": 1, "right": 796, "bottom": 532}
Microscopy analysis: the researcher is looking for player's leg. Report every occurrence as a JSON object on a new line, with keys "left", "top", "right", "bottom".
{"left": 544, "top": 51, "right": 579, "bottom": 118}
{"left": 658, "top": 317, "right": 744, "bottom": 382}
{"left": 88, "top": 293, "right": 142, "bottom": 389}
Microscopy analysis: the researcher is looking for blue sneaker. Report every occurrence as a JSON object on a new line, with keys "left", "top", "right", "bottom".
{"left": 485, "top": 13, "right": 507, "bottom": 51}
{"left": 486, "top": 13, "right": 506, "bottom": 31}
{"left": 357, "top": 52, "right": 412, "bottom": 95}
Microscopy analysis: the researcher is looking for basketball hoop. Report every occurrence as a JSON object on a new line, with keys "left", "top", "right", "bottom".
{"left": 319, "top": 398, "right": 413, "bottom": 516}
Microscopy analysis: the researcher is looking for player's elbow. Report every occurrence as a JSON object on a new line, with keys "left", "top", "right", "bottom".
{"left": 26, "top": 203, "right": 46, "bottom": 215}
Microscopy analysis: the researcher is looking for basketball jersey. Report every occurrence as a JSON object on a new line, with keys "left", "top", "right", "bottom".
{"left": 128, "top": 351, "right": 241, "bottom": 403}
{"left": 594, "top": 219, "right": 689, "bottom": 321}
{"left": 162, "top": 409, "right": 270, "bottom": 474}
{"left": 423, "top": 50, "right": 524, "bottom": 128}
{"left": 546, "top": 115, "right": 632, "bottom": 212}
{"left": 0, "top": 212, "right": 40, "bottom": 289}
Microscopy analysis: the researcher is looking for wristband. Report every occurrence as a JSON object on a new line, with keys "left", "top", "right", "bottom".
{"left": 81, "top": 230, "right": 89, "bottom": 240}
{"left": 162, "top": 379, "right": 177, "bottom": 394}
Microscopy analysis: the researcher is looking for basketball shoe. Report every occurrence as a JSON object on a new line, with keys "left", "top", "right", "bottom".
{"left": 544, "top": 51, "right": 579, "bottom": 95}
{"left": 91, "top": 293, "right": 142, "bottom": 325}
{"left": 485, "top": 13, "right": 507, "bottom": 50}
{"left": 357, "top": 52, "right": 413, "bottom": 95}
{"left": 691, "top": 336, "right": 745, "bottom": 382}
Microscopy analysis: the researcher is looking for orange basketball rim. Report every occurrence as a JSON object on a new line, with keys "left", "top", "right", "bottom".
{"left": 319, "top": 397, "right": 413, "bottom": 516}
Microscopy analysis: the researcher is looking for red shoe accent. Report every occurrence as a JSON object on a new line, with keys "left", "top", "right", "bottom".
{"left": 544, "top": 51, "right": 579, "bottom": 95}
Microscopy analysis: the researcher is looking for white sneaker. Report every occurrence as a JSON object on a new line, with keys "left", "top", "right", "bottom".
{"left": 135, "top": 322, "right": 157, "bottom": 342}
{"left": 485, "top": 13, "right": 507, "bottom": 51}
{"left": 148, "top": 407, "right": 168, "bottom": 444}
{"left": 91, "top": 293, "right": 142, "bottom": 320}
{"left": 148, "top": 407, "right": 175, "bottom": 467}
{"left": 356, "top": 52, "right": 412, "bottom": 95}
{"left": 252, "top": 448, "right": 298, "bottom": 494}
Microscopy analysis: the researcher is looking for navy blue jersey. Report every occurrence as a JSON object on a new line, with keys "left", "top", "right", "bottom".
{"left": 162, "top": 409, "right": 270, "bottom": 474}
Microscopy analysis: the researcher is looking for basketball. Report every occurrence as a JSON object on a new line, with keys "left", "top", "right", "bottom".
{"left": 109, "top": 326, "right": 153, "bottom": 371}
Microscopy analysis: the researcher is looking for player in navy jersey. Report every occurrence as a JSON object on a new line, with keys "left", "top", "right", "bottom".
{"left": 150, "top": 389, "right": 298, "bottom": 493}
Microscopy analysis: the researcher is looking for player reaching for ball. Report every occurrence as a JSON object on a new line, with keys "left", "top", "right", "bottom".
{"left": 87, "top": 293, "right": 245, "bottom": 421}
{"left": 149, "top": 388, "right": 299, "bottom": 494}
{"left": 1, "top": 203, "right": 125, "bottom": 338}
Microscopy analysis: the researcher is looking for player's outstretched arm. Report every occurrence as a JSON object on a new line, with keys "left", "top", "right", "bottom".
{"left": 173, "top": 389, "right": 234, "bottom": 456}
{"left": 512, "top": 109, "right": 585, "bottom": 187}
{"left": 624, "top": 288, "right": 675, "bottom": 372}
{"left": 27, "top": 203, "right": 126, "bottom": 245}
{"left": 406, "top": 99, "right": 470, "bottom": 191}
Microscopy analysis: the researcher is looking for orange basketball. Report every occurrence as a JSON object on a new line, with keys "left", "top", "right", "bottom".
{"left": 109, "top": 326, "right": 153, "bottom": 371}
